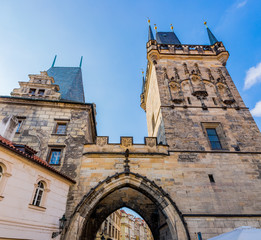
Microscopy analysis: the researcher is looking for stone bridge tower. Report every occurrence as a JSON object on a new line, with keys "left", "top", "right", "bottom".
{"left": 62, "top": 23, "right": 261, "bottom": 240}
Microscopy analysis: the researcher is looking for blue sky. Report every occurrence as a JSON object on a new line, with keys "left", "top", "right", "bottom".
{"left": 0, "top": 0, "right": 261, "bottom": 143}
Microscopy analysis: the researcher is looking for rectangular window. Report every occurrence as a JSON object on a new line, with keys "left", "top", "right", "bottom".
{"left": 48, "top": 149, "right": 61, "bottom": 165}
{"left": 55, "top": 123, "right": 67, "bottom": 134}
{"left": 15, "top": 116, "right": 26, "bottom": 133}
{"left": 206, "top": 128, "right": 222, "bottom": 150}
{"left": 29, "top": 88, "right": 36, "bottom": 96}
{"left": 16, "top": 120, "right": 23, "bottom": 133}
{"left": 208, "top": 174, "right": 215, "bottom": 183}
{"left": 38, "top": 89, "right": 45, "bottom": 96}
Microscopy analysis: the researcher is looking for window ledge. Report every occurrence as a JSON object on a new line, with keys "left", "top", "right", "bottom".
{"left": 51, "top": 134, "right": 67, "bottom": 136}
{"left": 28, "top": 204, "right": 46, "bottom": 212}
{"left": 0, "top": 196, "right": 4, "bottom": 201}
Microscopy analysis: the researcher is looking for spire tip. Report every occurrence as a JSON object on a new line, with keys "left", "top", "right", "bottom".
{"left": 51, "top": 55, "right": 57, "bottom": 68}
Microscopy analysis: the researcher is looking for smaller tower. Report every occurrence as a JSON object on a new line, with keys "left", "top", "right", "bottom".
{"left": 204, "top": 21, "right": 218, "bottom": 45}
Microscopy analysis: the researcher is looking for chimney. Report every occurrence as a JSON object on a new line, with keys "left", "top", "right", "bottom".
{"left": 0, "top": 115, "right": 18, "bottom": 141}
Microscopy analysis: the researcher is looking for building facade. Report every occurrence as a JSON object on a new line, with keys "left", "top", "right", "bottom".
{"left": 0, "top": 22, "right": 261, "bottom": 240}
{"left": 96, "top": 210, "right": 121, "bottom": 240}
{"left": 0, "top": 123, "right": 74, "bottom": 240}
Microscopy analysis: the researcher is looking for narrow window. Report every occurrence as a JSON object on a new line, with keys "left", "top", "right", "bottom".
{"left": 16, "top": 120, "right": 23, "bottom": 133}
{"left": 29, "top": 88, "right": 36, "bottom": 96}
{"left": 187, "top": 97, "right": 191, "bottom": 104}
{"left": 206, "top": 128, "right": 222, "bottom": 150}
{"left": 0, "top": 166, "right": 2, "bottom": 182}
{"left": 32, "top": 181, "right": 44, "bottom": 206}
{"left": 109, "top": 223, "right": 111, "bottom": 237}
{"left": 208, "top": 174, "right": 215, "bottom": 183}
{"left": 48, "top": 149, "right": 61, "bottom": 165}
{"left": 197, "top": 232, "right": 202, "bottom": 240}
{"left": 38, "top": 89, "right": 45, "bottom": 96}
{"left": 104, "top": 220, "right": 108, "bottom": 234}
{"left": 55, "top": 123, "right": 67, "bottom": 134}
{"left": 212, "top": 97, "right": 217, "bottom": 105}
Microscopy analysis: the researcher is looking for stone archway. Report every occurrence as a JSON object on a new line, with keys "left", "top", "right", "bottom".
{"left": 62, "top": 172, "right": 190, "bottom": 240}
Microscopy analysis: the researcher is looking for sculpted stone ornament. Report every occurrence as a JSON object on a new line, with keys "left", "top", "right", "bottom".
{"left": 183, "top": 63, "right": 189, "bottom": 75}
{"left": 207, "top": 68, "right": 214, "bottom": 81}
{"left": 121, "top": 137, "right": 133, "bottom": 148}
{"left": 190, "top": 74, "right": 208, "bottom": 97}
{"left": 11, "top": 71, "right": 61, "bottom": 100}
{"left": 145, "top": 137, "right": 157, "bottom": 147}
{"left": 217, "top": 83, "right": 235, "bottom": 105}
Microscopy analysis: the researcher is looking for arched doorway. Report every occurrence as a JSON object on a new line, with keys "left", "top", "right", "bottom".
{"left": 62, "top": 172, "right": 190, "bottom": 240}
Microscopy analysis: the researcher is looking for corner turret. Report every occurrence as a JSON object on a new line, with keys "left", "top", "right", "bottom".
{"left": 204, "top": 22, "right": 218, "bottom": 45}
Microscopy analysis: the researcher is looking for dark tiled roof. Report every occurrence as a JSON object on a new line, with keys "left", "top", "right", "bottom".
{"left": 156, "top": 32, "right": 181, "bottom": 45}
{"left": 47, "top": 67, "right": 85, "bottom": 103}
{"left": 0, "top": 135, "right": 75, "bottom": 183}
{"left": 206, "top": 27, "right": 218, "bottom": 45}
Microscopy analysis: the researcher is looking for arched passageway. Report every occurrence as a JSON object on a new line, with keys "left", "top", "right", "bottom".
{"left": 62, "top": 172, "right": 190, "bottom": 240}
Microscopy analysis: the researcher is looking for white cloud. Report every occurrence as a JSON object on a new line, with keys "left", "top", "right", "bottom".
{"left": 244, "top": 62, "right": 261, "bottom": 90}
{"left": 237, "top": 0, "right": 247, "bottom": 8}
{"left": 251, "top": 101, "right": 261, "bottom": 117}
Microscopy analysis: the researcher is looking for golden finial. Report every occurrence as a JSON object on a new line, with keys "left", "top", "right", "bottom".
{"left": 170, "top": 24, "right": 174, "bottom": 31}
{"left": 147, "top": 18, "right": 150, "bottom": 25}
{"left": 204, "top": 21, "right": 208, "bottom": 28}
{"left": 154, "top": 24, "right": 157, "bottom": 32}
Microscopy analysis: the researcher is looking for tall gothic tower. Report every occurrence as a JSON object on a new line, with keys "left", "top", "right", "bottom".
{"left": 141, "top": 22, "right": 261, "bottom": 153}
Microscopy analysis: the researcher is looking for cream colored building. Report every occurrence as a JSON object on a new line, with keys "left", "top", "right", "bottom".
{"left": 96, "top": 210, "right": 121, "bottom": 240}
{"left": 0, "top": 128, "right": 74, "bottom": 240}
{"left": 120, "top": 210, "right": 153, "bottom": 240}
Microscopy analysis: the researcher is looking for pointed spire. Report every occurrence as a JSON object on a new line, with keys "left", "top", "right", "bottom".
{"left": 79, "top": 56, "right": 83, "bottom": 68}
{"left": 51, "top": 55, "right": 57, "bottom": 67}
{"left": 147, "top": 19, "right": 154, "bottom": 41}
{"left": 204, "top": 22, "right": 218, "bottom": 45}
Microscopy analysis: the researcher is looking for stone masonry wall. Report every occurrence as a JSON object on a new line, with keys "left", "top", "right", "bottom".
{"left": 150, "top": 59, "right": 261, "bottom": 151}
{"left": 0, "top": 97, "right": 95, "bottom": 179}
{"left": 67, "top": 137, "right": 261, "bottom": 239}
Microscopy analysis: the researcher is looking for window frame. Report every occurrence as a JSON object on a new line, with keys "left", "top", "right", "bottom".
{"left": 47, "top": 148, "right": 62, "bottom": 165}
{"left": 15, "top": 116, "right": 26, "bottom": 134}
{"left": 53, "top": 119, "right": 70, "bottom": 135}
{"left": 29, "top": 177, "right": 50, "bottom": 211}
{"left": 201, "top": 122, "right": 228, "bottom": 151}
{"left": 0, "top": 160, "right": 12, "bottom": 201}
{"left": 29, "top": 88, "right": 37, "bottom": 96}
{"left": 206, "top": 128, "right": 222, "bottom": 150}
{"left": 32, "top": 181, "right": 45, "bottom": 206}
{"left": 54, "top": 122, "right": 67, "bottom": 135}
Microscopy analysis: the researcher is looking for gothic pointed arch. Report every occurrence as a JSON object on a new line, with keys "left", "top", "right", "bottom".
{"left": 62, "top": 172, "right": 190, "bottom": 240}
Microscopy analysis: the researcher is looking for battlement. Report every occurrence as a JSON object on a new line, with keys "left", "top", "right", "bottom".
{"left": 83, "top": 136, "right": 168, "bottom": 155}
{"left": 147, "top": 41, "right": 228, "bottom": 58}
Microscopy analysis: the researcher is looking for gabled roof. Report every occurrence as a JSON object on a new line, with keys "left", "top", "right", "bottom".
{"left": 47, "top": 67, "right": 85, "bottom": 103}
{"left": 156, "top": 32, "right": 181, "bottom": 45}
{"left": 0, "top": 135, "right": 75, "bottom": 183}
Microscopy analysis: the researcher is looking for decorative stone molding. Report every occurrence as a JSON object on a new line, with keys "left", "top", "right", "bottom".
{"left": 0, "top": 159, "right": 13, "bottom": 200}
{"left": 145, "top": 137, "right": 157, "bottom": 147}
{"left": 11, "top": 71, "right": 61, "bottom": 100}
{"left": 120, "top": 137, "right": 133, "bottom": 148}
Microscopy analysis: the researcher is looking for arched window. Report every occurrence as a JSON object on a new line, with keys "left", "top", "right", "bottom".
{"left": 32, "top": 181, "right": 45, "bottom": 206}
